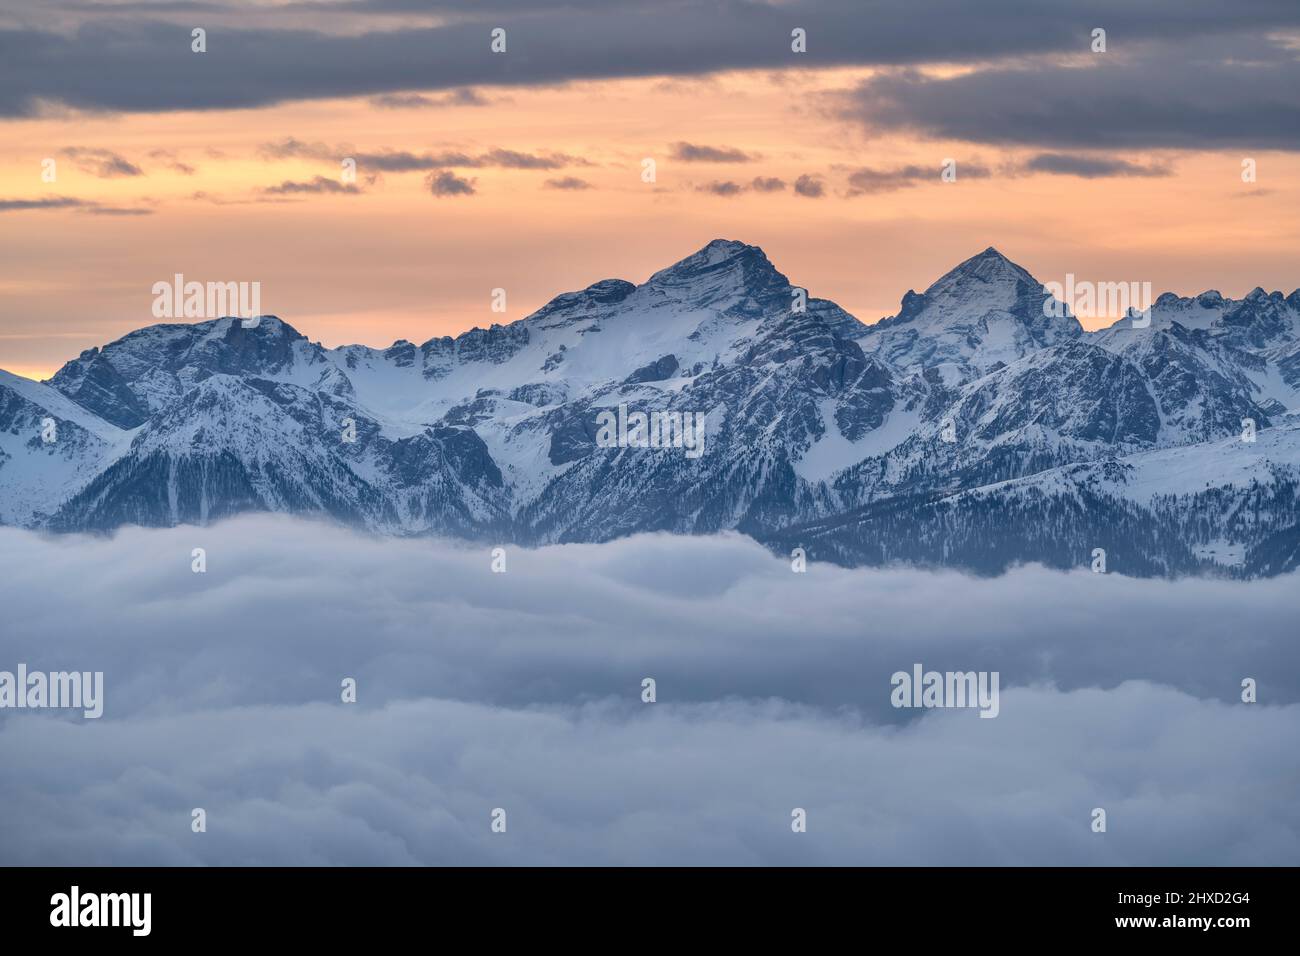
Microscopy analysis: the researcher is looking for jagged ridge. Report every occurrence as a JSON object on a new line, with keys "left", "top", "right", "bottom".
{"left": 3, "top": 239, "right": 1300, "bottom": 577}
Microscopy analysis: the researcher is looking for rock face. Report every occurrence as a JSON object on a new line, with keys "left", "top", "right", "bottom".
{"left": 4, "top": 238, "right": 1300, "bottom": 577}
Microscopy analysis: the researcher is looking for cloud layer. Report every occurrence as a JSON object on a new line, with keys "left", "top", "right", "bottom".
{"left": 3, "top": 1, "right": 1298, "bottom": 126}
{"left": 0, "top": 515, "right": 1296, "bottom": 864}
{"left": 837, "top": 34, "right": 1300, "bottom": 150}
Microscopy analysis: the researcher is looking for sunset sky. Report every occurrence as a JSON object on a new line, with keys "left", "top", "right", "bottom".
{"left": 1, "top": 0, "right": 1298, "bottom": 381}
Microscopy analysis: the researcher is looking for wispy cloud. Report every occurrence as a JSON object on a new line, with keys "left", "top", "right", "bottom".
{"left": 262, "top": 176, "right": 362, "bottom": 195}
{"left": 147, "top": 149, "right": 197, "bottom": 175}
{"left": 482, "top": 147, "right": 589, "bottom": 170}
{"left": 258, "top": 138, "right": 588, "bottom": 172}
{"left": 60, "top": 147, "right": 143, "bottom": 178}
{"left": 695, "top": 180, "right": 744, "bottom": 197}
{"left": 845, "top": 162, "right": 989, "bottom": 195}
{"left": 0, "top": 196, "right": 153, "bottom": 215}
{"left": 672, "top": 142, "right": 756, "bottom": 163}
{"left": 81, "top": 205, "right": 155, "bottom": 215}
{"left": 369, "top": 88, "right": 490, "bottom": 109}
{"left": 190, "top": 190, "right": 299, "bottom": 206}
{"left": 544, "top": 176, "right": 593, "bottom": 190}
{"left": 0, "top": 197, "right": 91, "bottom": 212}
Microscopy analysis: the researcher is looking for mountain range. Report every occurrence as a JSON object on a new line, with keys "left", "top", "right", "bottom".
{"left": 4, "top": 239, "right": 1300, "bottom": 577}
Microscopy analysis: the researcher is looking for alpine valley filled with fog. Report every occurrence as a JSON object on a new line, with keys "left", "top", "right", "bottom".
{"left": 1, "top": 518, "right": 1298, "bottom": 865}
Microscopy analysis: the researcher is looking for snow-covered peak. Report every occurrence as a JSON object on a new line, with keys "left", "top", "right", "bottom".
{"left": 862, "top": 247, "right": 1079, "bottom": 373}
{"left": 5, "top": 238, "right": 1300, "bottom": 578}
{"left": 1094, "top": 285, "right": 1300, "bottom": 351}
{"left": 922, "top": 246, "right": 1040, "bottom": 312}
{"left": 59, "top": 315, "right": 315, "bottom": 380}
{"left": 653, "top": 238, "right": 770, "bottom": 274}
{"left": 641, "top": 239, "right": 790, "bottom": 308}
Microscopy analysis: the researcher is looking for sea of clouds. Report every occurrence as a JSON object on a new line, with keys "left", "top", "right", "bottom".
{"left": 0, "top": 514, "right": 1296, "bottom": 865}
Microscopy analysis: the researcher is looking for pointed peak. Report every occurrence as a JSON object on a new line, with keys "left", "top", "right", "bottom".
{"left": 946, "top": 246, "right": 1017, "bottom": 272}
{"left": 925, "top": 246, "right": 1038, "bottom": 300}
{"left": 951, "top": 245, "right": 1030, "bottom": 275}
{"left": 647, "top": 238, "right": 786, "bottom": 290}
{"left": 670, "top": 237, "right": 770, "bottom": 269}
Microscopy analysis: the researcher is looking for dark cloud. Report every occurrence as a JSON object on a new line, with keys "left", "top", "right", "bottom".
{"left": 352, "top": 150, "right": 472, "bottom": 171}
{"left": 60, "top": 146, "right": 143, "bottom": 178}
{"left": 258, "top": 138, "right": 585, "bottom": 172}
{"left": 793, "top": 173, "right": 824, "bottom": 197}
{"left": 3, "top": 3, "right": 1297, "bottom": 118}
{"left": 482, "top": 148, "right": 584, "bottom": 170}
{"left": 0, "top": 517, "right": 1296, "bottom": 864}
{"left": 316, "top": 0, "right": 646, "bottom": 12}
{"left": 838, "top": 34, "right": 1300, "bottom": 150}
{"left": 368, "top": 88, "right": 489, "bottom": 109}
{"left": 262, "top": 176, "right": 361, "bottom": 194}
{"left": 0, "top": 196, "right": 153, "bottom": 214}
{"left": 693, "top": 175, "right": 821, "bottom": 197}
{"left": 80, "top": 205, "right": 155, "bottom": 215}
{"left": 696, "top": 180, "right": 743, "bottom": 197}
{"left": 426, "top": 169, "right": 475, "bottom": 195}
{"left": 1023, "top": 153, "right": 1172, "bottom": 178}
{"left": 0, "top": 197, "right": 92, "bottom": 212}
{"left": 672, "top": 142, "right": 755, "bottom": 163}
{"left": 845, "top": 162, "right": 990, "bottom": 195}
{"left": 544, "top": 176, "right": 593, "bottom": 190}
{"left": 362, "top": 150, "right": 476, "bottom": 171}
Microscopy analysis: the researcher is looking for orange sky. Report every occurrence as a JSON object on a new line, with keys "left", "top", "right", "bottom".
{"left": 1, "top": 67, "right": 1296, "bottom": 381}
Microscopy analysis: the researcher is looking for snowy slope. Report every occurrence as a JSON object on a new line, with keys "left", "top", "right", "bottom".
{"left": 0, "top": 369, "right": 133, "bottom": 525}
